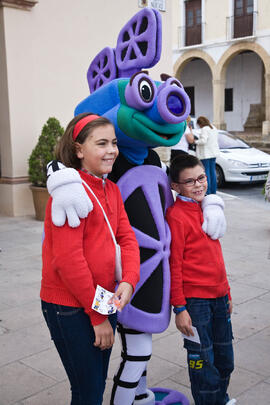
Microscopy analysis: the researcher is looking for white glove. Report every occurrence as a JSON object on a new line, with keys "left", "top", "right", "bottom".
{"left": 201, "top": 194, "right": 226, "bottom": 240}
{"left": 47, "top": 168, "right": 93, "bottom": 228}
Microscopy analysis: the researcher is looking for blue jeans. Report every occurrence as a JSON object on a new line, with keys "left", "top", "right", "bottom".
{"left": 41, "top": 301, "right": 117, "bottom": 405}
{"left": 184, "top": 296, "right": 234, "bottom": 405}
{"left": 201, "top": 158, "right": 217, "bottom": 194}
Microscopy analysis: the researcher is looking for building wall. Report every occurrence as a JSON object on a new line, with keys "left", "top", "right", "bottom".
{"left": 173, "top": 0, "right": 270, "bottom": 133}
{"left": 0, "top": 0, "right": 173, "bottom": 216}
{"left": 258, "top": 0, "right": 270, "bottom": 31}
{"left": 204, "top": 0, "right": 228, "bottom": 43}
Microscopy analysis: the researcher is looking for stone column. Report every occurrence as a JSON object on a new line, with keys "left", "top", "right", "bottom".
{"left": 212, "top": 78, "right": 227, "bottom": 130}
{"left": 262, "top": 72, "right": 270, "bottom": 137}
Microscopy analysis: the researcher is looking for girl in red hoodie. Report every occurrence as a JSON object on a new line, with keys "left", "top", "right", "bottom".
{"left": 41, "top": 113, "right": 140, "bottom": 405}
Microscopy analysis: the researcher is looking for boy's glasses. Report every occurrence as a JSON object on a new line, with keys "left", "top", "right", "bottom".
{"left": 177, "top": 174, "right": 207, "bottom": 187}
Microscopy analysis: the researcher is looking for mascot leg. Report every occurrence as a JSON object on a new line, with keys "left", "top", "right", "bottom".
{"left": 110, "top": 323, "right": 154, "bottom": 405}
{"left": 134, "top": 369, "right": 155, "bottom": 404}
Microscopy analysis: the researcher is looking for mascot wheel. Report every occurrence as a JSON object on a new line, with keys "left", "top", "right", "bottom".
{"left": 115, "top": 8, "right": 162, "bottom": 75}
{"left": 150, "top": 387, "right": 190, "bottom": 405}
{"left": 87, "top": 46, "right": 117, "bottom": 93}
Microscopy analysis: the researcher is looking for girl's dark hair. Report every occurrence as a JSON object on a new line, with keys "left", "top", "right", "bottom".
{"left": 197, "top": 116, "right": 213, "bottom": 129}
{"left": 170, "top": 154, "right": 204, "bottom": 183}
{"left": 55, "top": 113, "right": 113, "bottom": 169}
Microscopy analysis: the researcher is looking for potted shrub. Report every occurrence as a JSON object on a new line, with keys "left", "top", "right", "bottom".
{"left": 28, "top": 117, "right": 64, "bottom": 220}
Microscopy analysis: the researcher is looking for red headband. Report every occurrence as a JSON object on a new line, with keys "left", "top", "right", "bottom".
{"left": 72, "top": 115, "right": 101, "bottom": 140}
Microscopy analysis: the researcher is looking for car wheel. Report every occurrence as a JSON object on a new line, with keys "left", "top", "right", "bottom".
{"left": 216, "top": 164, "right": 225, "bottom": 187}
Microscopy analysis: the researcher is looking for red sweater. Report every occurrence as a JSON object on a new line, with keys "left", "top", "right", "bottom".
{"left": 166, "top": 198, "right": 230, "bottom": 306}
{"left": 40, "top": 170, "right": 140, "bottom": 326}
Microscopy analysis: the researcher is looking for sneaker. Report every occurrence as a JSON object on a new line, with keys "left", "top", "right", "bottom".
{"left": 226, "top": 399, "right": 237, "bottom": 405}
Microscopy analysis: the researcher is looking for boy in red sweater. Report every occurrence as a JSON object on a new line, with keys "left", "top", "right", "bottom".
{"left": 166, "top": 154, "right": 235, "bottom": 405}
{"left": 41, "top": 113, "right": 140, "bottom": 405}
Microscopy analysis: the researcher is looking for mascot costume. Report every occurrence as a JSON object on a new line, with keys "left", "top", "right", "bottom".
{"left": 47, "top": 8, "right": 226, "bottom": 405}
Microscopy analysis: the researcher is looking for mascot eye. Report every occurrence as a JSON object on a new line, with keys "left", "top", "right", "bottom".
{"left": 125, "top": 72, "right": 156, "bottom": 111}
{"left": 139, "top": 80, "right": 153, "bottom": 102}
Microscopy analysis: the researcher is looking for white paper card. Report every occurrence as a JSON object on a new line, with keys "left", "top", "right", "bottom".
{"left": 181, "top": 326, "right": 201, "bottom": 344}
{"left": 92, "top": 285, "right": 117, "bottom": 315}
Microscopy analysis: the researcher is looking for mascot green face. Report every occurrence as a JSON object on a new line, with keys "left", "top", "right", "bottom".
{"left": 117, "top": 74, "right": 189, "bottom": 147}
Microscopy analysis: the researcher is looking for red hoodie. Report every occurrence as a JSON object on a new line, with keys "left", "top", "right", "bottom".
{"left": 166, "top": 198, "right": 230, "bottom": 306}
{"left": 41, "top": 170, "right": 140, "bottom": 325}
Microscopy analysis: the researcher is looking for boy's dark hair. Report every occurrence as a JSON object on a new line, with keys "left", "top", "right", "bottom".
{"left": 170, "top": 154, "right": 204, "bottom": 182}
{"left": 55, "top": 113, "right": 113, "bottom": 169}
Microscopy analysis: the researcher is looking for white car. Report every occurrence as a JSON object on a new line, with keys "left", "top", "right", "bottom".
{"left": 188, "top": 122, "right": 270, "bottom": 187}
{"left": 215, "top": 131, "right": 270, "bottom": 187}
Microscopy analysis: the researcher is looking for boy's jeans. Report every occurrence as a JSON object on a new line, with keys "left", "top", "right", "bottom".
{"left": 184, "top": 296, "right": 234, "bottom": 405}
{"left": 41, "top": 301, "right": 117, "bottom": 405}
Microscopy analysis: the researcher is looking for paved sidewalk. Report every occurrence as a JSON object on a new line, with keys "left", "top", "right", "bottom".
{"left": 0, "top": 192, "right": 270, "bottom": 404}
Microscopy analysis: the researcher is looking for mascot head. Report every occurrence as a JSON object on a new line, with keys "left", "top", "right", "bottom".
{"left": 75, "top": 8, "right": 191, "bottom": 164}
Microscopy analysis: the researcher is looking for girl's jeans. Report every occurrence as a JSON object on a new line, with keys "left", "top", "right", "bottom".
{"left": 41, "top": 301, "right": 117, "bottom": 405}
{"left": 201, "top": 158, "right": 217, "bottom": 194}
{"left": 184, "top": 296, "right": 234, "bottom": 405}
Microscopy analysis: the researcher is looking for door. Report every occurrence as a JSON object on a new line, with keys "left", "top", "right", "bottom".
{"left": 234, "top": 0, "right": 253, "bottom": 38}
{"left": 185, "top": 0, "right": 202, "bottom": 46}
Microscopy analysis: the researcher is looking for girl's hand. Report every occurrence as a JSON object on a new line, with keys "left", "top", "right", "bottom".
{"left": 109, "top": 282, "right": 133, "bottom": 312}
{"left": 175, "top": 310, "right": 194, "bottom": 336}
{"left": 93, "top": 319, "right": 114, "bottom": 350}
{"left": 228, "top": 300, "right": 233, "bottom": 314}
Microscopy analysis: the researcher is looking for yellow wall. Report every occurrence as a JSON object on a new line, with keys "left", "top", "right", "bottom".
{"left": 204, "top": 0, "right": 228, "bottom": 42}
{"left": 257, "top": 0, "right": 270, "bottom": 31}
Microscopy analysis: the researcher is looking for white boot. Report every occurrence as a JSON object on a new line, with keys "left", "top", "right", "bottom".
{"left": 226, "top": 399, "right": 237, "bottom": 405}
{"left": 133, "top": 389, "right": 155, "bottom": 405}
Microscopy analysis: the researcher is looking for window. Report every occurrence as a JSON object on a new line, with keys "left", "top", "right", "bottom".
{"left": 187, "top": 10, "right": 193, "bottom": 27}
{"left": 235, "top": 0, "right": 243, "bottom": 16}
{"left": 225, "top": 88, "right": 233, "bottom": 112}
{"left": 184, "top": 86, "right": 195, "bottom": 116}
{"left": 247, "top": 0, "right": 253, "bottom": 14}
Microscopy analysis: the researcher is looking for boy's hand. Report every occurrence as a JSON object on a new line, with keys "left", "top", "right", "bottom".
{"left": 93, "top": 319, "right": 114, "bottom": 350}
{"left": 109, "top": 282, "right": 133, "bottom": 312}
{"left": 175, "top": 310, "right": 194, "bottom": 336}
{"left": 228, "top": 300, "right": 233, "bottom": 314}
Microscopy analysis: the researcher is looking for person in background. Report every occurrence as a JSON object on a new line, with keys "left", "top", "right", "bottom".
{"left": 166, "top": 153, "right": 235, "bottom": 405}
{"left": 188, "top": 116, "right": 220, "bottom": 194}
{"left": 41, "top": 113, "right": 140, "bottom": 405}
{"left": 170, "top": 116, "right": 194, "bottom": 162}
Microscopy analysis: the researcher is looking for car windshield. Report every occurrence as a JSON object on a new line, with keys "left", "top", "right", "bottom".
{"left": 218, "top": 132, "right": 250, "bottom": 149}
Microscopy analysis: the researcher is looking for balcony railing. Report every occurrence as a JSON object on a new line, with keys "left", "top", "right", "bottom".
{"left": 177, "top": 23, "right": 205, "bottom": 48}
{"left": 226, "top": 12, "right": 258, "bottom": 40}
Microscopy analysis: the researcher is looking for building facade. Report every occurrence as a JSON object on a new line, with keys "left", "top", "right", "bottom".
{"left": 173, "top": 0, "right": 270, "bottom": 134}
{"left": 0, "top": 0, "right": 173, "bottom": 216}
{"left": 1, "top": 0, "right": 270, "bottom": 217}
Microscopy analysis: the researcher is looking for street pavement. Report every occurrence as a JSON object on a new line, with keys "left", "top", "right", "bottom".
{"left": 0, "top": 191, "right": 270, "bottom": 405}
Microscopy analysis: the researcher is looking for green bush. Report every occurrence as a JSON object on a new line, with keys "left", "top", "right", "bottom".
{"left": 28, "top": 117, "right": 64, "bottom": 187}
